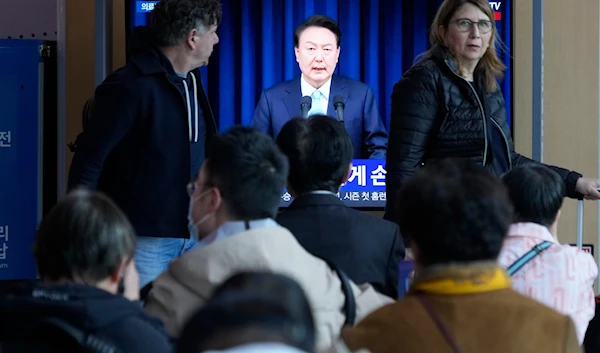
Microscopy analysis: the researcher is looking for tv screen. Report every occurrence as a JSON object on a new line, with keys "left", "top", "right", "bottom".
{"left": 126, "top": 0, "right": 511, "bottom": 209}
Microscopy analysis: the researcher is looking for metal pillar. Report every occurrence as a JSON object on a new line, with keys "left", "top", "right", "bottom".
{"left": 597, "top": 0, "right": 600, "bottom": 292}
{"left": 531, "top": 0, "right": 543, "bottom": 162}
{"left": 95, "top": 0, "right": 113, "bottom": 86}
{"left": 57, "top": 0, "right": 67, "bottom": 197}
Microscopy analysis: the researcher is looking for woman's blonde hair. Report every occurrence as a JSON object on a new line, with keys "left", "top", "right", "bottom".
{"left": 418, "top": 0, "right": 506, "bottom": 93}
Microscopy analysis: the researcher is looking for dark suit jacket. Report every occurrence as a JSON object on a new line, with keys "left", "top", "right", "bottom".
{"left": 276, "top": 193, "right": 404, "bottom": 298}
{"left": 251, "top": 75, "right": 388, "bottom": 159}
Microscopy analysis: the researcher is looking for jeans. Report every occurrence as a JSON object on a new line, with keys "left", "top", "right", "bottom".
{"left": 134, "top": 235, "right": 197, "bottom": 288}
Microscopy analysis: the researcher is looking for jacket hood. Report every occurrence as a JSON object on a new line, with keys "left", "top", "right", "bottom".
{"left": 0, "top": 282, "right": 143, "bottom": 331}
{"left": 128, "top": 26, "right": 178, "bottom": 77}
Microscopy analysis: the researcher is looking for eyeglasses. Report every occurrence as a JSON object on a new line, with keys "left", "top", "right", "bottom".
{"left": 452, "top": 18, "right": 493, "bottom": 34}
{"left": 187, "top": 182, "right": 198, "bottom": 197}
{"left": 187, "top": 181, "right": 214, "bottom": 197}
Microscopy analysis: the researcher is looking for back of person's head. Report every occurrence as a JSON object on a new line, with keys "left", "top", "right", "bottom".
{"left": 204, "top": 126, "right": 289, "bottom": 220}
{"left": 398, "top": 158, "right": 513, "bottom": 267}
{"left": 33, "top": 189, "right": 136, "bottom": 284}
{"left": 501, "top": 164, "right": 565, "bottom": 227}
{"left": 276, "top": 115, "right": 353, "bottom": 195}
{"left": 149, "top": 0, "right": 222, "bottom": 47}
{"left": 177, "top": 272, "right": 315, "bottom": 353}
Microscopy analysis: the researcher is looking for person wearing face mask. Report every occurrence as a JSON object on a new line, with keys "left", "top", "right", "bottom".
{"left": 144, "top": 126, "right": 393, "bottom": 350}
{"left": 68, "top": 0, "right": 221, "bottom": 289}
{"left": 251, "top": 15, "right": 388, "bottom": 159}
{"left": 384, "top": 0, "right": 600, "bottom": 242}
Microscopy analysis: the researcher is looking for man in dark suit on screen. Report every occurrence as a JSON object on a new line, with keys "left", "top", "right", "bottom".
{"left": 251, "top": 15, "right": 388, "bottom": 159}
{"left": 275, "top": 115, "right": 404, "bottom": 298}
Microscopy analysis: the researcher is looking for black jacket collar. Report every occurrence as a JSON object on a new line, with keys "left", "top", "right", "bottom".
{"left": 287, "top": 192, "right": 346, "bottom": 210}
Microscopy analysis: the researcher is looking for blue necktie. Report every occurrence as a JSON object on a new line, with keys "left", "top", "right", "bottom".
{"left": 308, "top": 90, "right": 325, "bottom": 117}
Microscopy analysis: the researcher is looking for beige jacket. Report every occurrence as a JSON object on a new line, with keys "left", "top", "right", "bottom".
{"left": 145, "top": 225, "right": 393, "bottom": 349}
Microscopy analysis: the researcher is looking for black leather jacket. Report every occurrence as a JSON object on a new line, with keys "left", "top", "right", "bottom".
{"left": 384, "top": 48, "right": 582, "bottom": 225}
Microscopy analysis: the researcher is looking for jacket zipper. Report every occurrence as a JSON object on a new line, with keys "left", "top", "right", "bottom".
{"left": 488, "top": 117, "right": 513, "bottom": 169}
{"left": 444, "top": 59, "right": 488, "bottom": 166}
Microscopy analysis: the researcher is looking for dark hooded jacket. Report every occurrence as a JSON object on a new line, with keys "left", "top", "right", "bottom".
{"left": 68, "top": 26, "right": 217, "bottom": 239}
{"left": 0, "top": 282, "right": 172, "bottom": 352}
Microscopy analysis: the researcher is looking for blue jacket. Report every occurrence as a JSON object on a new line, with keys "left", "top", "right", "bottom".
{"left": 251, "top": 75, "right": 388, "bottom": 159}
{"left": 68, "top": 27, "right": 217, "bottom": 239}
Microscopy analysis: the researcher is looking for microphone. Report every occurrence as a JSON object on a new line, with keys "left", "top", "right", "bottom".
{"left": 333, "top": 95, "right": 345, "bottom": 126}
{"left": 300, "top": 96, "right": 312, "bottom": 118}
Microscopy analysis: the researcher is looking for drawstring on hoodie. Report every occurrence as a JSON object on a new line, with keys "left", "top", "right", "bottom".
{"left": 182, "top": 73, "right": 199, "bottom": 143}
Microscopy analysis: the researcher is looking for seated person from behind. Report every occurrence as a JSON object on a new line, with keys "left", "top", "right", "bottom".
{"left": 177, "top": 271, "right": 316, "bottom": 353}
{"left": 0, "top": 189, "right": 172, "bottom": 353}
{"left": 144, "top": 126, "right": 392, "bottom": 349}
{"left": 337, "top": 159, "right": 581, "bottom": 353}
{"left": 276, "top": 115, "right": 404, "bottom": 297}
{"left": 498, "top": 164, "right": 597, "bottom": 344}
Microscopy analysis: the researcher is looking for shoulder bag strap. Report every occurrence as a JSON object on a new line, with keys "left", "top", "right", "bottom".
{"left": 507, "top": 241, "right": 553, "bottom": 276}
{"left": 35, "top": 317, "right": 119, "bottom": 353}
{"left": 416, "top": 295, "right": 464, "bottom": 353}
{"left": 319, "top": 257, "right": 356, "bottom": 326}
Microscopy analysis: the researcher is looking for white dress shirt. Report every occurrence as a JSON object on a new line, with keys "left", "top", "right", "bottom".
{"left": 301, "top": 74, "right": 331, "bottom": 116}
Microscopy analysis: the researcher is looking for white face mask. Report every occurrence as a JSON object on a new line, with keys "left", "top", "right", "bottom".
{"left": 187, "top": 189, "right": 216, "bottom": 239}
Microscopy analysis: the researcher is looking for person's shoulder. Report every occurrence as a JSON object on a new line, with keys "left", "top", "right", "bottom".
{"left": 557, "top": 243, "right": 598, "bottom": 268}
{"left": 490, "top": 288, "right": 567, "bottom": 319}
{"left": 97, "top": 62, "right": 161, "bottom": 97}
{"left": 348, "top": 299, "right": 413, "bottom": 329}
{"left": 403, "top": 57, "right": 442, "bottom": 82}
{"left": 346, "top": 208, "right": 399, "bottom": 234}
{"left": 262, "top": 76, "right": 301, "bottom": 97}
{"left": 334, "top": 75, "right": 370, "bottom": 90}
{"left": 110, "top": 311, "right": 173, "bottom": 352}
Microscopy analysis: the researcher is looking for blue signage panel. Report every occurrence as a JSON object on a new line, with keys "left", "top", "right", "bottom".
{"left": 0, "top": 40, "right": 43, "bottom": 280}
{"left": 280, "top": 159, "right": 387, "bottom": 208}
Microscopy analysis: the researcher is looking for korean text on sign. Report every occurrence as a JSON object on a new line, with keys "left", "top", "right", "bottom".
{"left": 0, "top": 131, "right": 11, "bottom": 147}
{"left": 0, "top": 226, "right": 8, "bottom": 261}
{"left": 138, "top": 1, "right": 158, "bottom": 12}
{"left": 346, "top": 162, "right": 387, "bottom": 188}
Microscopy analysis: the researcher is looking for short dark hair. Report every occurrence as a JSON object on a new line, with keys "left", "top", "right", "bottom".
{"left": 398, "top": 158, "right": 513, "bottom": 266}
{"left": 276, "top": 115, "right": 353, "bottom": 195}
{"left": 149, "top": 0, "right": 222, "bottom": 47}
{"left": 502, "top": 164, "right": 565, "bottom": 227}
{"left": 294, "top": 15, "right": 342, "bottom": 48}
{"left": 33, "top": 189, "right": 136, "bottom": 283}
{"left": 177, "top": 272, "right": 315, "bottom": 353}
{"left": 204, "top": 126, "right": 289, "bottom": 220}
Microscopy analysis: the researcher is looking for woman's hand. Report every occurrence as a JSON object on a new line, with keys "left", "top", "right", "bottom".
{"left": 575, "top": 178, "right": 600, "bottom": 200}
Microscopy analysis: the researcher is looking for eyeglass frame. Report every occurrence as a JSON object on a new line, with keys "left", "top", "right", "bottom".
{"left": 187, "top": 182, "right": 196, "bottom": 197}
{"left": 187, "top": 181, "right": 213, "bottom": 197}
{"left": 450, "top": 18, "right": 494, "bottom": 34}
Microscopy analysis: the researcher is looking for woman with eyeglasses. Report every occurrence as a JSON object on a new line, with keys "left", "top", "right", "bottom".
{"left": 384, "top": 0, "right": 600, "bottom": 235}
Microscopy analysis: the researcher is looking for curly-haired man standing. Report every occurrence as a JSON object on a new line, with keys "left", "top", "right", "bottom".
{"left": 68, "top": 0, "right": 222, "bottom": 287}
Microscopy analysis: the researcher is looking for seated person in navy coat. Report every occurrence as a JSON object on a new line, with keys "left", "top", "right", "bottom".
{"left": 276, "top": 115, "right": 404, "bottom": 297}
{"left": 251, "top": 15, "right": 388, "bottom": 159}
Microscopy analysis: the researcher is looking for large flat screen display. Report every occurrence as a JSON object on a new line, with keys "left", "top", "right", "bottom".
{"left": 126, "top": 0, "right": 511, "bottom": 209}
